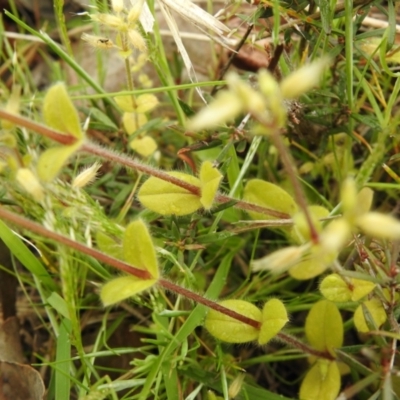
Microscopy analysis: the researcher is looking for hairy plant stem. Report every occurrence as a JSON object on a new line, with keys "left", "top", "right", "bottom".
{"left": 277, "top": 332, "right": 335, "bottom": 360}
{"left": 0, "top": 109, "right": 290, "bottom": 219}
{"left": 0, "top": 206, "right": 259, "bottom": 328}
{"left": 0, "top": 109, "right": 77, "bottom": 145}
{"left": 0, "top": 206, "right": 336, "bottom": 359}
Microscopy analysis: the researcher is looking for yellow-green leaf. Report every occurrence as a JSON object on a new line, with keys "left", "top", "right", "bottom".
{"left": 320, "top": 274, "right": 351, "bottom": 302}
{"left": 114, "top": 95, "right": 137, "bottom": 112}
{"left": 258, "top": 298, "right": 288, "bottom": 345}
{"left": 351, "top": 278, "right": 376, "bottom": 301}
{"left": 138, "top": 172, "right": 202, "bottom": 216}
{"left": 130, "top": 136, "right": 157, "bottom": 156}
{"left": 115, "top": 94, "right": 158, "bottom": 113}
{"left": 289, "top": 245, "right": 337, "bottom": 280}
{"left": 37, "top": 142, "right": 82, "bottom": 182}
{"left": 123, "top": 219, "right": 159, "bottom": 278}
{"left": 321, "top": 273, "right": 376, "bottom": 303}
{"left": 199, "top": 161, "right": 222, "bottom": 210}
{"left": 204, "top": 299, "right": 261, "bottom": 343}
{"left": 43, "top": 82, "right": 83, "bottom": 139}
{"left": 299, "top": 360, "right": 341, "bottom": 400}
{"left": 305, "top": 300, "right": 343, "bottom": 355}
{"left": 354, "top": 299, "right": 387, "bottom": 333}
{"left": 123, "top": 112, "right": 147, "bottom": 134}
{"left": 96, "top": 231, "right": 123, "bottom": 260}
{"left": 136, "top": 94, "right": 159, "bottom": 113}
{"left": 101, "top": 276, "right": 157, "bottom": 306}
{"left": 243, "top": 179, "right": 297, "bottom": 220}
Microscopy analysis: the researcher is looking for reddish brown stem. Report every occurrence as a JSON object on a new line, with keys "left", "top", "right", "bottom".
{"left": 0, "top": 207, "right": 336, "bottom": 360}
{"left": 159, "top": 278, "right": 261, "bottom": 329}
{"left": 0, "top": 109, "right": 78, "bottom": 145}
{"left": 0, "top": 109, "right": 291, "bottom": 219}
{"left": 0, "top": 206, "right": 151, "bottom": 280}
{"left": 81, "top": 142, "right": 201, "bottom": 196}
{"left": 277, "top": 332, "right": 335, "bottom": 360}
{"left": 0, "top": 206, "right": 260, "bottom": 329}
{"left": 82, "top": 143, "right": 290, "bottom": 219}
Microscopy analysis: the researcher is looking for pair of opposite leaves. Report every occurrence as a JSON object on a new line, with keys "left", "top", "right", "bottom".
{"left": 99, "top": 219, "right": 288, "bottom": 345}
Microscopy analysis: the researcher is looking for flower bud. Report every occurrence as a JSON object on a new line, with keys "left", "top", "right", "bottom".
{"left": 357, "top": 212, "right": 400, "bottom": 240}
{"left": 340, "top": 177, "right": 357, "bottom": 217}
{"left": 228, "top": 374, "right": 245, "bottom": 399}
{"left": 16, "top": 168, "right": 44, "bottom": 202}
{"left": 187, "top": 90, "right": 242, "bottom": 131}
{"left": 227, "top": 72, "right": 265, "bottom": 115}
{"left": 111, "top": 0, "right": 124, "bottom": 13}
{"left": 280, "top": 57, "right": 331, "bottom": 99}
{"left": 251, "top": 246, "right": 305, "bottom": 274}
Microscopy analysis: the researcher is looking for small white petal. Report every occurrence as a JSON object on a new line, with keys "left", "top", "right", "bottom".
{"left": 187, "top": 91, "right": 243, "bottom": 131}
{"left": 251, "top": 246, "right": 305, "bottom": 274}
{"left": 280, "top": 57, "right": 331, "bottom": 99}
{"left": 357, "top": 212, "right": 400, "bottom": 240}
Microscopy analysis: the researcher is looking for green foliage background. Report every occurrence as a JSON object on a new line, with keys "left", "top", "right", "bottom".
{"left": 1, "top": 0, "right": 400, "bottom": 399}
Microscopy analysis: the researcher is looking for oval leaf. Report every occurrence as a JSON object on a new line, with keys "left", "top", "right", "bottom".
{"left": 351, "top": 278, "right": 376, "bottom": 301}
{"left": 130, "top": 136, "right": 157, "bottom": 156}
{"left": 43, "top": 82, "right": 83, "bottom": 139}
{"left": 114, "top": 95, "right": 137, "bottom": 112}
{"left": 101, "top": 275, "right": 157, "bottom": 306}
{"left": 136, "top": 94, "right": 159, "bottom": 113}
{"left": 199, "top": 160, "right": 222, "bottom": 210}
{"left": 258, "top": 298, "right": 288, "bottom": 345}
{"left": 305, "top": 300, "right": 343, "bottom": 355}
{"left": 320, "top": 274, "right": 376, "bottom": 303}
{"left": 204, "top": 299, "right": 261, "bottom": 343}
{"left": 320, "top": 274, "right": 351, "bottom": 302}
{"left": 37, "top": 142, "right": 82, "bottom": 182}
{"left": 123, "top": 219, "right": 159, "bottom": 278}
{"left": 299, "top": 360, "right": 341, "bottom": 400}
{"left": 138, "top": 172, "right": 202, "bottom": 216}
{"left": 96, "top": 231, "right": 123, "bottom": 260}
{"left": 123, "top": 112, "right": 147, "bottom": 134}
{"left": 243, "top": 179, "right": 297, "bottom": 220}
{"left": 354, "top": 299, "right": 387, "bottom": 333}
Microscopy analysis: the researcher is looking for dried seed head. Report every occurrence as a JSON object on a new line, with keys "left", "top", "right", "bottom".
{"left": 90, "top": 13, "right": 127, "bottom": 30}
{"left": 111, "top": 0, "right": 124, "bottom": 13}
{"left": 81, "top": 33, "right": 114, "bottom": 50}
{"left": 72, "top": 163, "right": 101, "bottom": 188}
{"left": 128, "top": 0, "right": 145, "bottom": 24}
{"left": 128, "top": 29, "right": 147, "bottom": 52}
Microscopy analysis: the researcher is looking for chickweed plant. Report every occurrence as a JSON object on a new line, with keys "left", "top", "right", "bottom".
{"left": 1, "top": 0, "right": 400, "bottom": 399}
